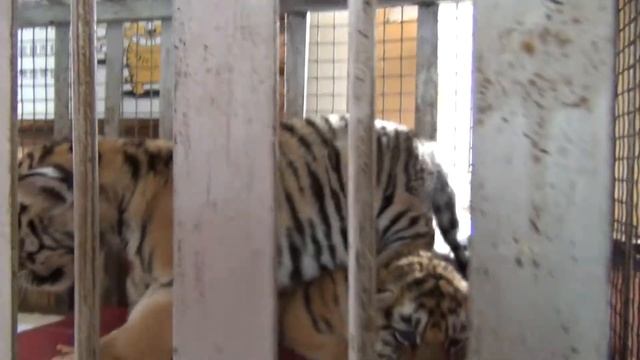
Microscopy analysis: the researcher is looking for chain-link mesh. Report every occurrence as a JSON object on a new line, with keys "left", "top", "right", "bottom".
{"left": 611, "top": 0, "right": 640, "bottom": 358}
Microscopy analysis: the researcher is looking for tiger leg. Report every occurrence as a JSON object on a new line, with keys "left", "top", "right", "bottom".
{"left": 52, "top": 281, "right": 173, "bottom": 360}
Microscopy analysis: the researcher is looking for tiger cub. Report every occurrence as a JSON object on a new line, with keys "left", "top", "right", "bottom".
{"left": 16, "top": 114, "right": 464, "bottom": 359}
{"left": 279, "top": 242, "right": 469, "bottom": 360}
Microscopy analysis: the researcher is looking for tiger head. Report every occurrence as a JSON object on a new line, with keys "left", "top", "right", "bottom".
{"left": 374, "top": 245, "right": 469, "bottom": 360}
{"left": 17, "top": 164, "right": 76, "bottom": 292}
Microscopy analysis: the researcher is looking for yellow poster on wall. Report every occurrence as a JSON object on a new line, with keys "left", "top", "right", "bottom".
{"left": 123, "top": 21, "right": 162, "bottom": 96}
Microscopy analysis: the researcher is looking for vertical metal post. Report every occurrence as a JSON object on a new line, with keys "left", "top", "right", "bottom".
{"left": 104, "top": 22, "right": 123, "bottom": 137}
{"left": 0, "top": 0, "right": 17, "bottom": 357}
{"left": 54, "top": 24, "right": 70, "bottom": 139}
{"left": 284, "top": 11, "right": 308, "bottom": 119}
{"left": 470, "top": 0, "right": 614, "bottom": 359}
{"left": 159, "top": 19, "right": 174, "bottom": 140}
{"left": 415, "top": 1, "right": 437, "bottom": 140}
{"left": 347, "top": 0, "right": 377, "bottom": 359}
{"left": 173, "top": 0, "right": 278, "bottom": 358}
{"left": 71, "top": 0, "right": 100, "bottom": 355}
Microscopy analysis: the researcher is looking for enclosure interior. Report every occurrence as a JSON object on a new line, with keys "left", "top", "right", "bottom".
{"left": 9, "top": 0, "right": 640, "bottom": 358}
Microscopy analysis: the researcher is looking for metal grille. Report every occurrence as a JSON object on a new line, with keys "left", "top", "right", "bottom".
{"left": 611, "top": 0, "right": 640, "bottom": 358}
{"left": 305, "top": 6, "right": 418, "bottom": 127}
{"left": 16, "top": 20, "right": 164, "bottom": 154}
{"left": 17, "top": 26, "right": 56, "bottom": 155}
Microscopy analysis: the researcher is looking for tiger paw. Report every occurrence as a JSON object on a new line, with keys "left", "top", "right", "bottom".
{"left": 51, "top": 344, "right": 75, "bottom": 360}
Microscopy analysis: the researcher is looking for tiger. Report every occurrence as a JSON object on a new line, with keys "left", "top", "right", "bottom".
{"left": 279, "top": 241, "right": 469, "bottom": 360}
{"left": 16, "top": 113, "right": 466, "bottom": 359}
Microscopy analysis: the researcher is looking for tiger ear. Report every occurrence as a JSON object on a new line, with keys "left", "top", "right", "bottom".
{"left": 17, "top": 166, "right": 73, "bottom": 206}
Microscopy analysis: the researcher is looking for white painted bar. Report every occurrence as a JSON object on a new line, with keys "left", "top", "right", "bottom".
{"left": 469, "top": 0, "right": 614, "bottom": 359}
{"left": 0, "top": 0, "right": 17, "bottom": 356}
{"left": 54, "top": 24, "right": 71, "bottom": 139}
{"left": 347, "top": 0, "right": 377, "bottom": 358}
{"left": 16, "top": 0, "right": 453, "bottom": 27}
{"left": 173, "top": 0, "right": 278, "bottom": 358}
{"left": 159, "top": 20, "right": 174, "bottom": 140}
{"left": 70, "top": 0, "right": 100, "bottom": 355}
{"left": 284, "top": 11, "right": 308, "bottom": 120}
{"left": 104, "top": 22, "right": 123, "bottom": 137}
{"left": 414, "top": 2, "right": 437, "bottom": 140}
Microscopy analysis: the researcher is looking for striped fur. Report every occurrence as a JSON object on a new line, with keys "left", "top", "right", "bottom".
{"left": 16, "top": 113, "right": 465, "bottom": 358}
{"left": 17, "top": 137, "right": 173, "bottom": 307}
{"left": 279, "top": 241, "right": 469, "bottom": 360}
{"left": 277, "top": 114, "right": 467, "bottom": 288}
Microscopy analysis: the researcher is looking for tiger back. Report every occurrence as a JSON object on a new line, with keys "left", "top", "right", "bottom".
{"left": 276, "top": 114, "right": 467, "bottom": 290}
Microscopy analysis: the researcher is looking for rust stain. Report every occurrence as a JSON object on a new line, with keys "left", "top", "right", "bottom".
{"left": 521, "top": 39, "right": 536, "bottom": 56}
{"left": 529, "top": 217, "right": 541, "bottom": 235}
{"left": 562, "top": 96, "right": 590, "bottom": 109}
{"left": 538, "top": 27, "right": 573, "bottom": 48}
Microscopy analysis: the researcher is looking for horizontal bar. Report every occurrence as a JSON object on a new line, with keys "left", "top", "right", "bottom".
{"left": 16, "top": 0, "right": 450, "bottom": 27}
{"left": 281, "top": 0, "right": 438, "bottom": 12}
{"left": 16, "top": 0, "right": 172, "bottom": 27}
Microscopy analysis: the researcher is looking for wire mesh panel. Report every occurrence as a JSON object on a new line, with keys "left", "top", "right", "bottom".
{"left": 611, "top": 0, "right": 640, "bottom": 358}
{"left": 305, "top": 6, "right": 418, "bottom": 126}
{"left": 17, "top": 26, "right": 55, "bottom": 155}
{"left": 15, "top": 19, "right": 165, "bottom": 154}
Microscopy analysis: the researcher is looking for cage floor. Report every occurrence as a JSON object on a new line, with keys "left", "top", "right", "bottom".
{"left": 16, "top": 307, "right": 306, "bottom": 359}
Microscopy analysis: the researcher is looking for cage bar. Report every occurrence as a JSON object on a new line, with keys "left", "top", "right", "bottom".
{"left": 70, "top": 0, "right": 101, "bottom": 355}
{"left": 284, "top": 11, "right": 309, "bottom": 119}
{"left": 347, "top": 0, "right": 377, "bottom": 359}
{"left": 159, "top": 19, "right": 173, "bottom": 140}
{"left": 414, "top": 1, "right": 436, "bottom": 140}
{"left": 172, "top": 0, "right": 278, "bottom": 358}
{"left": 53, "top": 24, "right": 70, "bottom": 139}
{"left": 104, "top": 22, "right": 123, "bottom": 137}
{"left": 470, "top": 0, "right": 614, "bottom": 358}
{"left": 0, "top": 0, "right": 17, "bottom": 356}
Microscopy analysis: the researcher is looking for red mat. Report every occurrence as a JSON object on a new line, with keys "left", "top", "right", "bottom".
{"left": 17, "top": 307, "right": 305, "bottom": 360}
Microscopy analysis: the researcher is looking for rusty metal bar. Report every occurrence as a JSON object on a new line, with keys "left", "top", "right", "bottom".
{"left": 104, "top": 22, "right": 123, "bottom": 137}
{"left": 347, "top": 0, "right": 377, "bottom": 359}
{"left": 70, "top": 0, "right": 100, "bottom": 355}
{"left": 0, "top": 0, "right": 17, "bottom": 356}
{"left": 159, "top": 19, "right": 174, "bottom": 140}
{"left": 54, "top": 24, "right": 71, "bottom": 139}
{"left": 414, "top": 2, "right": 437, "bottom": 140}
{"left": 284, "top": 11, "right": 308, "bottom": 119}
